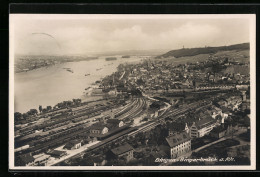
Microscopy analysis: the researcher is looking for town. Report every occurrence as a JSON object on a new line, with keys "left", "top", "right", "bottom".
{"left": 14, "top": 47, "right": 251, "bottom": 167}
{"left": 14, "top": 55, "right": 99, "bottom": 73}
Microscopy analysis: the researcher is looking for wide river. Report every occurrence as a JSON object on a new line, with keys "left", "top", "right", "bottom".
{"left": 14, "top": 56, "right": 144, "bottom": 113}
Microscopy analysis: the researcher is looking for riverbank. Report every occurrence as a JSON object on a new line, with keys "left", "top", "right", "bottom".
{"left": 14, "top": 56, "right": 145, "bottom": 113}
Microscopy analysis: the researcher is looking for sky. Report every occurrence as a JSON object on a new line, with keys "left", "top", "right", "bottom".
{"left": 11, "top": 15, "right": 253, "bottom": 56}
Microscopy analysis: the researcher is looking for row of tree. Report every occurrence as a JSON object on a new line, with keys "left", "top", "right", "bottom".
{"left": 38, "top": 105, "right": 52, "bottom": 113}
{"left": 14, "top": 98, "right": 82, "bottom": 122}
{"left": 14, "top": 109, "right": 38, "bottom": 121}
{"left": 53, "top": 99, "right": 82, "bottom": 109}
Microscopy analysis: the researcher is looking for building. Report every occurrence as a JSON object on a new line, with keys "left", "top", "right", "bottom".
{"left": 149, "top": 149, "right": 168, "bottom": 164}
{"left": 108, "top": 143, "right": 134, "bottom": 162}
{"left": 190, "top": 117, "right": 216, "bottom": 138}
{"left": 168, "top": 123, "right": 190, "bottom": 136}
{"left": 210, "top": 124, "right": 227, "bottom": 139}
{"left": 240, "top": 90, "right": 250, "bottom": 111}
{"left": 33, "top": 153, "right": 50, "bottom": 166}
{"left": 89, "top": 123, "right": 109, "bottom": 135}
{"left": 84, "top": 136, "right": 97, "bottom": 144}
{"left": 166, "top": 131, "right": 191, "bottom": 159}
{"left": 47, "top": 150, "right": 67, "bottom": 158}
{"left": 184, "top": 123, "right": 190, "bottom": 134}
{"left": 91, "top": 88, "right": 104, "bottom": 96}
{"left": 92, "top": 156, "right": 107, "bottom": 166}
{"left": 107, "top": 119, "right": 124, "bottom": 128}
{"left": 63, "top": 139, "right": 82, "bottom": 150}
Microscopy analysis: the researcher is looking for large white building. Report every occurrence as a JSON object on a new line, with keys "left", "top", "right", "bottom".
{"left": 166, "top": 131, "right": 191, "bottom": 159}
{"left": 190, "top": 117, "right": 217, "bottom": 138}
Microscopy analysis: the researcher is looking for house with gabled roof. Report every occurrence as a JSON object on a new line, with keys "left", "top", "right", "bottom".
{"left": 107, "top": 119, "right": 124, "bottom": 128}
{"left": 89, "top": 123, "right": 109, "bottom": 135}
{"left": 190, "top": 117, "right": 217, "bottom": 138}
{"left": 63, "top": 139, "right": 82, "bottom": 150}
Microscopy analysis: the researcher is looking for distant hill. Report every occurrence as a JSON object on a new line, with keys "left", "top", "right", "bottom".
{"left": 155, "top": 43, "right": 249, "bottom": 59}
{"left": 94, "top": 49, "right": 171, "bottom": 56}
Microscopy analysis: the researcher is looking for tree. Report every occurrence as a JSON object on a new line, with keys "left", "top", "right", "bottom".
{"left": 27, "top": 109, "right": 38, "bottom": 116}
{"left": 42, "top": 108, "right": 47, "bottom": 113}
{"left": 39, "top": 105, "right": 42, "bottom": 113}
{"left": 46, "top": 106, "right": 52, "bottom": 112}
{"left": 73, "top": 99, "right": 82, "bottom": 106}
{"left": 14, "top": 112, "right": 23, "bottom": 121}
{"left": 22, "top": 113, "right": 29, "bottom": 120}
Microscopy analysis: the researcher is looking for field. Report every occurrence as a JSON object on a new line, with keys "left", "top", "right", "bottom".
{"left": 153, "top": 49, "right": 249, "bottom": 66}
{"left": 156, "top": 43, "right": 249, "bottom": 59}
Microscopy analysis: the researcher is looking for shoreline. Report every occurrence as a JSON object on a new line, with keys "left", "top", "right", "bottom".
{"left": 14, "top": 57, "right": 145, "bottom": 114}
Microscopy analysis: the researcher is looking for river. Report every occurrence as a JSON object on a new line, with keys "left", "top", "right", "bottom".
{"left": 14, "top": 56, "right": 145, "bottom": 113}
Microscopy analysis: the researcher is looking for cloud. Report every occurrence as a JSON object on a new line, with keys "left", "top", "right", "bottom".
{"left": 158, "top": 22, "right": 221, "bottom": 48}
{"left": 13, "top": 17, "right": 250, "bottom": 55}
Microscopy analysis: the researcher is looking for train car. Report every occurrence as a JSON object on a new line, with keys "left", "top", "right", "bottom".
{"left": 14, "top": 144, "right": 30, "bottom": 152}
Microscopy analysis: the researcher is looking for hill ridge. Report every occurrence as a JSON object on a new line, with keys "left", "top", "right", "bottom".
{"left": 155, "top": 43, "right": 249, "bottom": 59}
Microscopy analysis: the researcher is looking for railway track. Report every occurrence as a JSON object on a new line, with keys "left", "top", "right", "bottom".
{"left": 53, "top": 126, "right": 138, "bottom": 166}
{"left": 18, "top": 98, "right": 145, "bottom": 156}
{"left": 52, "top": 94, "right": 223, "bottom": 165}
{"left": 117, "top": 98, "right": 145, "bottom": 120}
{"left": 50, "top": 92, "right": 229, "bottom": 166}
{"left": 128, "top": 98, "right": 214, "bottom": 137}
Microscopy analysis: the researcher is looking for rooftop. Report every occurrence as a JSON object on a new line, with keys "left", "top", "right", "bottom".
{"left": 90, "top": 123, "right": 107, "bottom": 131}
{"left": 34, "top": 154, "right": 50, "bottom": 162}
{"left": 70, "top": 139, "right": 82, "bottom": 145}
{"left": 111, "top": 143, "right": 134, "bottom": 156}
{"left": 211, "top": 124, "right": 228, "bottom": 133}
{"left": 48, "top": 150, "right": 66, "bottom": 156}
{"left": 64, "top": 139, "right": 82, "bottom": 149}
{"left": 195, "top": 117, "right": 216, "bottom": 129}
{"left": 107, "top": 119, "right": 121, "bottom": 124}
{"left": 166, "top": 131, "right": 190, "bottom": 148}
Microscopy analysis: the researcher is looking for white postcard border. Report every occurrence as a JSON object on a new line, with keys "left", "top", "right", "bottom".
{"left": 9, "top": 14, "right": 256, "bottom": 171}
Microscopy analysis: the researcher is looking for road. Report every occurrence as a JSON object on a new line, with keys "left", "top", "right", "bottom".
{"left": 119, "top": 71, "right": 125, "bottom": 80}
{"left": 193, "top": 128, "right": 248, "bottom": 153}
